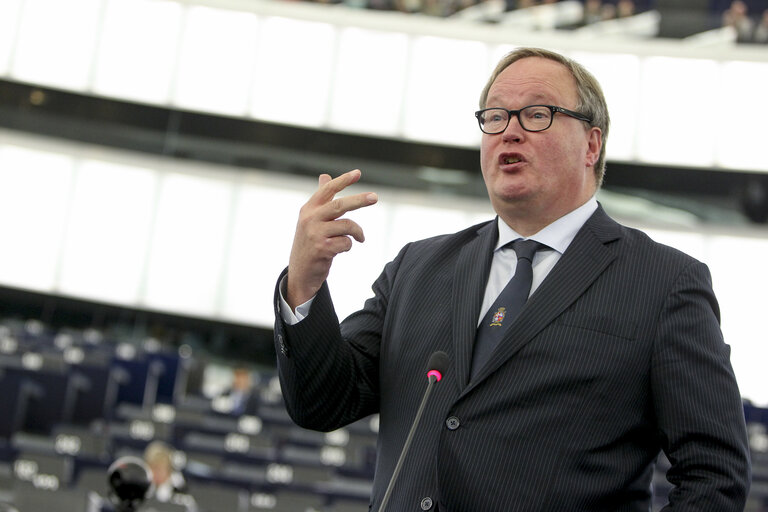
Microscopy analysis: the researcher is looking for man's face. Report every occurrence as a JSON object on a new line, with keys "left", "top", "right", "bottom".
{"left": 233, "top": 370, "right": 251, "bottom": 391}
{"left": 479, "top": 57, "right": 601, "bottom": 231}
{"left": 149, "top": 461, "right": 171, "bottom": 484}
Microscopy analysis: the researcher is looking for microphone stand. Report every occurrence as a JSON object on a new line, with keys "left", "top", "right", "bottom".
{"left": 378, "top": 371, "right": 441, "bottom": 512}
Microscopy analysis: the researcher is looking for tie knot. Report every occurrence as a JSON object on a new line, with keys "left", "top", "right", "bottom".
{"left": 509, "top": 239, "right": 544, "bottom": 262}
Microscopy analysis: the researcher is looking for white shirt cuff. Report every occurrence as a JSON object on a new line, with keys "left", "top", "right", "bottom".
{"left": 278, "top": 275, "right": 315, "bottom": 325}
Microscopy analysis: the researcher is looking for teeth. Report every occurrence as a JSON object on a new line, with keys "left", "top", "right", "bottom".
{"left": 504, "top": 157, "right": 520, "bottom": 164}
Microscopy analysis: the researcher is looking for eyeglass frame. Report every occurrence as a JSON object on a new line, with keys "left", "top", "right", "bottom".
{"left": 474, "top": 104, "right": 593, "bottom": 134}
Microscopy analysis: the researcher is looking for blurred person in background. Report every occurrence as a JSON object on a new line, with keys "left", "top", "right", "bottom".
{"left": 218, "top": 366, "right": 260, "bottom": 416}
{"left": 582, "top": 0, "right": 603, "bottom": 24}
{"left": 722, "top": 0, "right": 755, "bottom": 42}
{"left": 144, "top": 441, "right": 191, "bottom": 505}
{"left": 616, "top": 0, "right": 635, "bottom": 18}
{"left": 754, "top": 9, "right": 768, "bottom": 43}
{"left": 600, "top": 1, "right": 616, "bottom": 20}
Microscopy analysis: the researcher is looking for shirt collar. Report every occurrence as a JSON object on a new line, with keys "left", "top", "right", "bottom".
{"left": 495, "top": 197, "right": 598, "bottom": 254}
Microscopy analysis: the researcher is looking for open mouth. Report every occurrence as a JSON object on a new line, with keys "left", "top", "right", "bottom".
{"left": 500, "top": 154, "right": 524, "bottom": 165}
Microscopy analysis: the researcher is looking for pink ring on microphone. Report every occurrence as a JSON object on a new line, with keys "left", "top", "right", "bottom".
{"left": 427, "top": 370, "right": 443, "bottom": 382}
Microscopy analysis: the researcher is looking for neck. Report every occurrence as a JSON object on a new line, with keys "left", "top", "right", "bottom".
{"left": 497, "top": 195, "right": 595, "bottom": 237}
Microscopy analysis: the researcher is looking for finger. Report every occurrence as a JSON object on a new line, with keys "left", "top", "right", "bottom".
{"left": 323, "top": 235, "right": 355, "bottom": 255}
{"left": 320, "top": 192, "right": 378, "bottom": 222}
{"left": 302, "top": 233, "right": 355, "bottom": 262}
{"left": 318, "top": 173, "right": 332, "bottom": 188}
{"left": 320, "top": 218, "right": 366, "bottom": 243}
{"left": 313, "top": 169, "right": 362, "bottom": 203}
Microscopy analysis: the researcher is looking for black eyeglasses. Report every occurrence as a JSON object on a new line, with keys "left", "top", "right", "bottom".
{"left": 474, "top": 105, "right": 592, "bottom": 134}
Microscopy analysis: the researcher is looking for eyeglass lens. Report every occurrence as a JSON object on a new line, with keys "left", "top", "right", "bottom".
{"left": 478, "top": 106, "right": 553, "bottom": 133}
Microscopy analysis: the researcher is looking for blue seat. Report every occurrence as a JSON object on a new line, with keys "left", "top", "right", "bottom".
{"left": 0, "top": 367, "right": 68, "bottom": 437}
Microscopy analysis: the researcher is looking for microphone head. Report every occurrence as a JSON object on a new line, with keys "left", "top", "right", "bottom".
{"left": 107, "top": 456, "right": 154, "bottom": 507}
{"left": 426, "top": 351, "right": 449, "bottom": 382}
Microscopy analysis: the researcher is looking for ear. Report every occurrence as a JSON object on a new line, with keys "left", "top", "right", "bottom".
{"left": 585, "top": 127, "right": 602, "bottom": 168}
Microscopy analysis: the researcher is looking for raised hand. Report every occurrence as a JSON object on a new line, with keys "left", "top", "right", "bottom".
{"left": 285, "top": 169, "right": 378, "bottom": 310}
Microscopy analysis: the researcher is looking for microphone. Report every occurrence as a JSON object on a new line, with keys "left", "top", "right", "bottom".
{"left": 106, "top": 456, "right": 154, "bottom": 512}
{"left": 379, "top": 351, "right": 449, "bottom": 512}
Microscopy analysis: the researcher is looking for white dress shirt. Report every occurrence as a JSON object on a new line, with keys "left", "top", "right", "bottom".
{"left": 280, "top": 198, "right": 598, "bottom": 325}
{"left": 478, "top": 197, "right": 597, "bottom": 325}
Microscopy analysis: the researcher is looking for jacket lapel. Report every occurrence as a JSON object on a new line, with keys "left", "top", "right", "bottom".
{"left": 463, "top": 206, "right": 623, "bottom": 392}
{"left": 451, "top": 220, "right": 498, "bottom": 390}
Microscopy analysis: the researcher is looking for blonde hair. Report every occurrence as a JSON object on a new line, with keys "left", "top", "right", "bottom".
{"left": 144, "top": 440, "right": 173, "bottom": 468}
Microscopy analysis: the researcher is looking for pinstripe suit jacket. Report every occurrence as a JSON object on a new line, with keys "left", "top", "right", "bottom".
{"left": 273, "top": 205, "right": 750, "bottom": 511}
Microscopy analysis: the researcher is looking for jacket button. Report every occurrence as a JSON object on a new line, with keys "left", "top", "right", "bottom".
{"left": 420, "top": 497, "right": 433, "bottom": 510}
{"left": 445, "top": 416, "right": 460, "bottom": 430}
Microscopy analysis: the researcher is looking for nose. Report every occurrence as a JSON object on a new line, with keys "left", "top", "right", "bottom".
{"left": 501, "top": 113, "right": 524, "bottom": 142}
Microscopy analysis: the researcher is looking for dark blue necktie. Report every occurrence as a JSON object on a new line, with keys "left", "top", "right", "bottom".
{"left": 471, "top": 239, "right": 544, "bottom": 379}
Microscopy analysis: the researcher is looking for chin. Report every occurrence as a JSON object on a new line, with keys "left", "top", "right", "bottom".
{"left": 491, "top": 194, "right": 533, "bottom": 217}
{"left": 495, "top": 184, "right": 534, "bottom": 203}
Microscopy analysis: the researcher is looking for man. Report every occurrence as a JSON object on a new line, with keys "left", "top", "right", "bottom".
{"left": 273, "top": 47, "right": 751, "bottom": 511}
{"left": 143, "top": 441, "right": 193, "bottom": 506}
{"left": 216, "top": 366, "right": 259, "bottom": 416}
